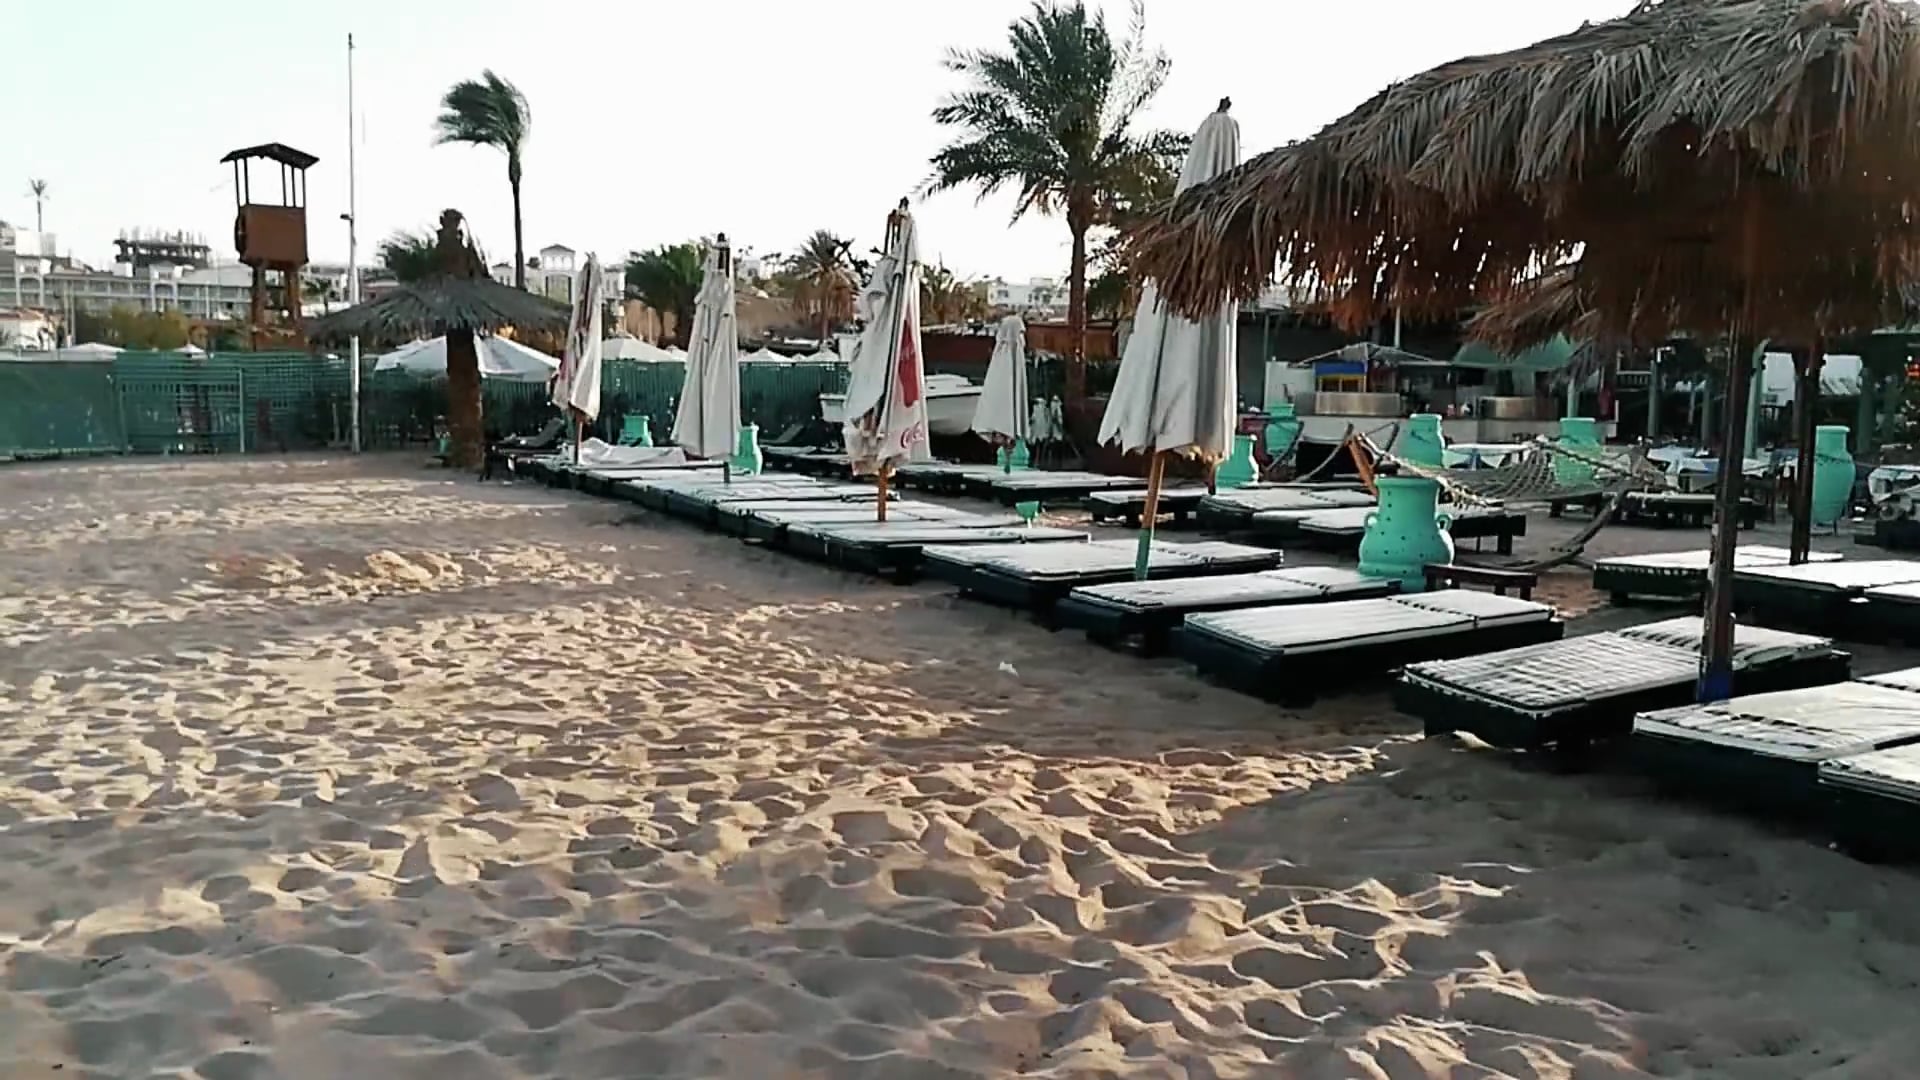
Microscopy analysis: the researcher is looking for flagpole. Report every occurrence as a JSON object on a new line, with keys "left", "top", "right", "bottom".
{"left": 345, "top": 32, "right": 361, "bottom": 453}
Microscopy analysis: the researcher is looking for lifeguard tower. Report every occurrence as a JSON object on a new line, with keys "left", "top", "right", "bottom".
{"left": 221, "top": 142, "right": 317, "bottom": 348}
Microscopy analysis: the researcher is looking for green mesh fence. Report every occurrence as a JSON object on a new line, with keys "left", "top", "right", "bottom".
{"left": 2, "top": 351, "right": 852, "bottom": 461}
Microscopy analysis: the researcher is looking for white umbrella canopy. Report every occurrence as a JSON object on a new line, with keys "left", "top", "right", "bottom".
{"left": 842, "top": 203, "right": 931, "bottom": 477}
{"left": 62, "top": 342, "right": 122, "bottom": 357}
{"left": 374, "top": 335, "right": 560, "bottom": 382}
{"left": 602, "top": 336, "right": 680, "bottom": 363}
{"left": 553, "top": 253, "right": 606, "bottom": 425}
{"left": 1097, "top": 103, "right": 1242, "bottom": 460}
{"left": 741, "top": 347, "right": 782, "bottom": 363}
{"left": 673, "top": 242, "right": 741, "bottom": 459}
{"left": 971, "top": 314, "right": 1030, "bottom": 444}
{"left": 174, "top": 344, "right": 207, "bottom": 357}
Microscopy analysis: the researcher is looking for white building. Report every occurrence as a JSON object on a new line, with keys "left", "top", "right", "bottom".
{"left": 987, "top": 276, "right": 1063, "bottom": 312}
{"left": 492, "top": 243, "right": 623, "bottom": 306}
{"left": 0, "top": 255, "right": 255, "bottom": 320}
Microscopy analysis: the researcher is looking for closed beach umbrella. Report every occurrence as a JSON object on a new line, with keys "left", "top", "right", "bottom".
{"left": 972, "top": 314, "right": 1030, "bottom": 459}
{"left": 673, "top": 238, "right": 740, "bottom": 460}
{"left": 374, "top": 335, "right": 559, "bottom": 382}
{"left": 1096, "top": 100, "right": 1241, "bottom": 576}
{"left": 552, "top": 253, "right": 606, "bottom": 459}
{"left": 842, "top": 199, "right": 930, "bottom": 517}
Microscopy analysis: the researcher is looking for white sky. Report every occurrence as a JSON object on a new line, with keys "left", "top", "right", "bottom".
{"left": 10, "top": 0, "right": 1634, "bottom": 281}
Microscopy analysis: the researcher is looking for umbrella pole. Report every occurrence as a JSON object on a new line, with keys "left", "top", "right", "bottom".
{"left": 572, "top": 416, "right": 582, "bottom": 467}
{"left": 877, "top": 465, "right": 891, "bottom": 522}
{"left": 1133, "top": 452, "right": 1167, "bottom": 581}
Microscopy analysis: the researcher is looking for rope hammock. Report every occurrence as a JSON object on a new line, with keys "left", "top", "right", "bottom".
{"left": 1368, "top": 436, "right": 1665, "bottom": 507}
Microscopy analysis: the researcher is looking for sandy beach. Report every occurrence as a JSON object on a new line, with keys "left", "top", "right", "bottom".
{"left": 3, "top": 454, "right": 1919, "bottom": 1079}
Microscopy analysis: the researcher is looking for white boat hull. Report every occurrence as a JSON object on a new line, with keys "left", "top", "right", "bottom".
{"left": 819, "top": 384, "right": 982, "bottom": 436}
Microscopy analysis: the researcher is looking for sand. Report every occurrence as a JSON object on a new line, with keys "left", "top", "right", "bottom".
{"left": 2, "top": 454, "right": 1919, "bottom": 1079}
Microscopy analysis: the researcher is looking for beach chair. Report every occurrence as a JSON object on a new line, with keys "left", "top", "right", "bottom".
{"left": 1055, "top": 566, "right": 1398, "bottom": 654}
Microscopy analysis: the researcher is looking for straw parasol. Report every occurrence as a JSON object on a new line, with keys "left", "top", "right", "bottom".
{"left": 311, "top": 209, "right": 567, "bottom": 469}
{"left": 1129, "top": 0, "right": 1920, "bottom": 700}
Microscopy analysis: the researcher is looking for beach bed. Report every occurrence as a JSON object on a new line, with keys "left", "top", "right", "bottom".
{"left": 1054, "top": 565, "right": 1398, "bottom": 653}
{"left": 786, "top": 522, "right": 1089, "bottom": 581}
{"left": 978, "top": 470, "right": 1145, "bottom": 506}
{"left": 620, "top": 476, "right": 879, "bottom": 522}
{"left": 561, "top": 462, "right": 727, "bottom": 495}
{"left": 1592, "top": 545, "right": 1843, "bottom": 602}
{"left": 1258, "top": 504, "right": 1526, "bottom": 555}
{"left": 1819, "top": 735, "right": 1920, "bottom": 861}
{"left": 1086, "top": 486, "right": 1212, "bottom": 528}
{"left": 921, "top": 538, "right": 1283, "bottom": 616}
{"left": 734, "top": 502, "right": 1009, "bottom": 545}
{"left": 1631, "top": 673, "right": 1920, "bottom": 820}
{"left": 1619, "top": 490, "right": 1762, "bottom": 529}
{"left": 1177, "top": 590, "right": 1562, "bottom": 703}
{"left": 891, "top": 462, "right": 1010, "bottom": 496}
{"left": 1397, "top": 616, "right": 1849, "bottom": 749}
{"left": 760, "top": 447, "right": 852, "bottom": 478}
{"left": 1196, "top": 486, "right": 1373, "bottom": 530}
{"left": 1731, "top": 558, "right": 1920, "bottom": 630}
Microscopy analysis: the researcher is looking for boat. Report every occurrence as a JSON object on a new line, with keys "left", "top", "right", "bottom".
{"left": 818, "top": 373, "right": 983, "bottom": 436}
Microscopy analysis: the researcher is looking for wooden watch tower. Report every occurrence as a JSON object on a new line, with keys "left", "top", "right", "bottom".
{"left": 221, "top": 142, "right": 317, "bottom": 348}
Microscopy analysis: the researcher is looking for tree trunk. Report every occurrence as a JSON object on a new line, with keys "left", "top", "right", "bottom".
{"left": 509, "top": 164, "right": 526, "bottom": 291}
{"left": 818, "top": 309, "right": 830, "bottom": 347}
{"left": 1065, "top": 211, "right": 1091, "bottom": 408}
{"left": 446, "top": 328, "right": 484, "bottom": 470}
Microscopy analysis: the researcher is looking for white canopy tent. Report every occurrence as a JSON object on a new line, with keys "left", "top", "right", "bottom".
{"left": 375, "top": 335, "right": 560, "bottom": 382}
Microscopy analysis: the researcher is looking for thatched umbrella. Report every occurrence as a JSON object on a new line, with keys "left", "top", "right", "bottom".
{"left": 310, "top": 209, "right": 568, "bottom": 469}
{"left": 1130, "top": 0, "right": 1920, "bottom": 701}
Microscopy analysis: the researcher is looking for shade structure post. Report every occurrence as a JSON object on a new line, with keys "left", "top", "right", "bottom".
{"left": 1697, "top": 341, "right": 1757, "bottom": 702}
{"left": 1790, "top": 342, "right": 1823, "bottom": 563}
{"left": 573, "top": 417, "right": 583, "bottom": 467}
{"left": 1647, "top": 350, "right": 1661, "bottom": 440}
{"left": 1133, "top": 453, "right": 1168, "bottom": 580}
{"left": 876, "top": 465, "right": 891, "bottom": 522}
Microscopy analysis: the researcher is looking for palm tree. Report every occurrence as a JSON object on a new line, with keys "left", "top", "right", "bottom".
{"left": 925, "top": 0, "right": 1187, "bottom": 407}
{"left": 920, "top": 264, "right": 990, "bottom": 326}
{"left": 377, "top": 230, "right": 441, "bottom": 284}
{"left": 780, "top": 230, "right": 858, "bottom": 344}
{"left": 624, "top": 242, "right": 705, "bottom": 345}
{"left": 27, "top": 179, "right": 47, "bottom": 234}
{"left": 434, "top": 71, "right": 531, "bottom": 290}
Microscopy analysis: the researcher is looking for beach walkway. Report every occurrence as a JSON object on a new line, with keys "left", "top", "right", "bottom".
{"left": 2, "top": 454, "right": 1917, "bottom": 1078}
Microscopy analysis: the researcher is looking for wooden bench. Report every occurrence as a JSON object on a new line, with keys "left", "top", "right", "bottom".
{"left": 1423, "top": 562, "right": 1539, "bottom": 600}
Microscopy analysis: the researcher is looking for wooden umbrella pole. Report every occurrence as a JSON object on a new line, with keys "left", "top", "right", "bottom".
{"left": 572, "top": 415, "right": 583, "bottom": 466}
{"left": 877, "top": 464, "right": 891, "bottom": 522}
{"left": 1789, "top": 339, "right": 1823, "bottom": 564}
{"left": 1133, "top": 452, "right": 1167, "bottom": 581}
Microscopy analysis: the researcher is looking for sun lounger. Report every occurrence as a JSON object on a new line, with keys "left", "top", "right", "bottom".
{"left": 1274, "top": 504, "right": 1527, "bottom": 555}
{"left": 1196, "top": 486, "right": 1373, "bottom": 530}
{"left": 1857, "top": 580, "right": 1920, "bottom": 641}
{"left": 1398, "top": 616, "right": 1849, "bottom": 749}
{"left": 1592, "top": 545, "right": 1842, "bottom": 602}
{"left": 1054, "top": 565, "right": 1398, "bottom": 653}
{"left": 1818, "top": 732, "right": 1920, "bottom": 861}
{"left": 1086, "top": 486, "right": 1212, "bottom": 528}
{"left": 1631, "top": 674, "right": 1920, "bottom": 819}
{"left": 1177, "top": 590, "right": 1562, "bottom": 703}
{"left": 735, "top": 502, "right": 1006, "bottom": 545}
{"left": 702, "top": 498, "right": 897, "bottom": 536}
{"left": 892, "top": 462, "right": 1009, "bottom": 495}
{"left": 1615, "top": 490, "right": 1762, "bottom": 529}
{"left": 786, "top": 522, "right": 1090, "bottom": 581}
{"left": 921, "top": 538, "right": 1283, "bottom": 615}
{"left": 1731, "top": 558, "right": 1920, "bottom": 629}
{"left": 979, "top": 471, "right": 1145, "bottom": 506}
{"left": 565, "top": 462, "right": 726, "bottom": 495}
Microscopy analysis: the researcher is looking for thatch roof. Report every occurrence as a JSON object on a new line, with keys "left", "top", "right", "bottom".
{"left": 307, "top": 278, "right": 568, "bottom": 344}
{"left": 308, "top": 208, "right": 569, "bottom": 344}
{"left": 1131, "top": 0, "right": 1920, "bottom": 346}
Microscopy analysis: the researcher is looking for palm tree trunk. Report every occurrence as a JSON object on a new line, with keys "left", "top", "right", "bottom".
{"left": 446, "top": 328, "right": 484, "bottom": 470}
{"left": 509, "top": 166, "right": 526, "bottom": 291}
{"left": 819, "top": 308, "right": 829, "bottom": 346}
{"left": 1066, "top": 209, "right": 1091, "bottom": 410}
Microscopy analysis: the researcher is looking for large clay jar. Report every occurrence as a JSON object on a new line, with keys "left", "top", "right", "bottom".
{"left": 1265, "top": 402, "right": 1302, "bottom": 460}
{"left": 1358, "top": 475, "right": 1455, "bottom": 591}
{"left": 1216, "top": 433, "right": 1258, "bottom": 489}
{"left": 1554, "top": 416, "right": 1599, "bottom": 487}
{"left": 1811, "top": 424, "right": 1854, "bottom": 527}
{"left": 1402, "top": 413, "right": 1444, "bottom": 468}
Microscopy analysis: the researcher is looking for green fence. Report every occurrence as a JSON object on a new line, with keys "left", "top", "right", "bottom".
{"left": 1, "top": 352, "right": 850, "bottom": 460}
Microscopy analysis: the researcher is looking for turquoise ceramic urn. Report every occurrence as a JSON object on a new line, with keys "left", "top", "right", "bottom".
{"left": 1265, "top": 402, "right": 1303, "bottom": 460}
{"left": 1811, "top": 424, "right": 1853, "bottom": 527}
{"left": 1358, "top": 475, "right": 1454, "bottom": 591}
{"left": 1554, "top": 416, "right": 1598, "bottom": 487}
{"left": 1216, "top": 433, "right": 1258, "bottom": 489}
{"left": 730, "top": 423, "right": 763, "bottom": 475}
{"left": 1402, "top": 413, "right": 1444, "bottom": 468}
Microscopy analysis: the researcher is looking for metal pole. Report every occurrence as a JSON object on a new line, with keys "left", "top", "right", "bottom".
{"left": 1647, "top": 348, "right": 1662, "bottom": 441}
{"left": 1697, "top": 340, "right": 1757, "bottom": 702}
{"left": 346, "top": 32, "right": 362, "bottom": 453}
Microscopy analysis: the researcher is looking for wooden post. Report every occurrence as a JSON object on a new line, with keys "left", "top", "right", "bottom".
{"left": 1132, "top": 452, "right": 1167, "bottom": 580}
{"left": 1790, "top": 339, "right": 1823, "bottom": 564}
{"left": 877, "top": 465, "right": 891, "bottom": 522}
{"left": 1698, "top": 341, "right": 1757, "bottom": 702}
